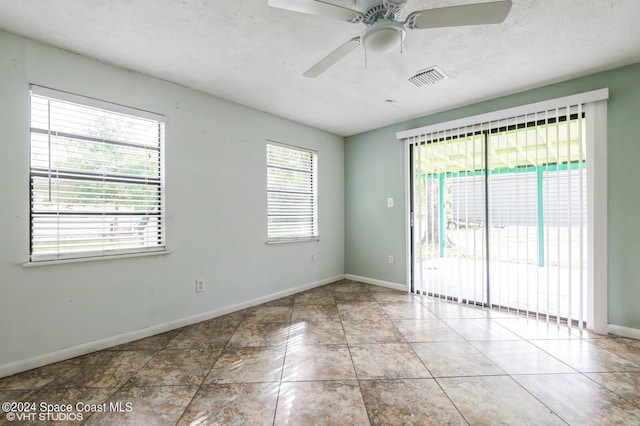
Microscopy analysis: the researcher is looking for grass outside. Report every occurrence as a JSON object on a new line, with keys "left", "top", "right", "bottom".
{"left": 418, "top": 225, "right": 586, "bottom": 269}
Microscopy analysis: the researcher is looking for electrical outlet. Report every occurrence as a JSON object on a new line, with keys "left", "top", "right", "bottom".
{"left": 387, "top": 197, "right": 394, "bottom": 208}
{"left": 388, "top": 255, "right": 394, "bottom": 264}
{"left": 195, "top": 279, "right": 205, "bottom": 293}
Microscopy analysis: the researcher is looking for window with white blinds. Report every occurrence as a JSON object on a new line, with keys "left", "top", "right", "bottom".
{"left": 29, "top": 86, "right": 166, "bottom": 262}
{"left": 267, "top": 142, "right": 318, "bottom": 243}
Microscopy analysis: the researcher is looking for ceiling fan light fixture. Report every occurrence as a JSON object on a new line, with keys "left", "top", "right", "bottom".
{"left": 269, "top": 0, "right": 513, "bottom": 77}
{"left": 361, "top": 20, "right": 405, "bottom": 53}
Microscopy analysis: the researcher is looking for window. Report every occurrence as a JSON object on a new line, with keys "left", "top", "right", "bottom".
{"left": 29, "top": 86, "right": 166, "bottom": 262}
{"left": 267, "top": 141, "right": 318, "bottom": 243}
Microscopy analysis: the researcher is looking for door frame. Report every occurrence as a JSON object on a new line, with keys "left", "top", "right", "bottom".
{"left": 400, "top": 89, "right": 609, "bottom": 334}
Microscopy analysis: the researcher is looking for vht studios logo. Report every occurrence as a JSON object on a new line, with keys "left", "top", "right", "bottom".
{"left": 6, "top": 412, "right": 83, "bottom": 422}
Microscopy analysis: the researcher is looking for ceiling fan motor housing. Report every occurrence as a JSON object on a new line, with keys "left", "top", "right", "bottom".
{"left": 356, "top": 0, "right": 403, "bottom": 23}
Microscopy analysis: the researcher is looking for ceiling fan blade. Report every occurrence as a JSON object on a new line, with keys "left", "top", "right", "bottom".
{"left": 406, "top": 0, "right": 512, "bottom": 29}
{"left": 268, "top": 0, "right": 363, "bottom": 22}
{"left": 303, "top": 37, "right": 361, "bottom": 78}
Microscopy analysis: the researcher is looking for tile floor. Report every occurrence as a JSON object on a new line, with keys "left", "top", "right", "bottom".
{"left": 1, "top": 279, "right": 640, "bottom": 425}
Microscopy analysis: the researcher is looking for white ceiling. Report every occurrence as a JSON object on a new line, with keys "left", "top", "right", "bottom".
{"left": 1, "top": 0, "right": 639, "bottom": 136}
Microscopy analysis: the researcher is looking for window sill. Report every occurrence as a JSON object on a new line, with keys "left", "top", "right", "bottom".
{"left": 23, "top": 250, "right": 171, "bottom": 267}
{"left": 266, "top": 237, "right": 320, "bottom": 245}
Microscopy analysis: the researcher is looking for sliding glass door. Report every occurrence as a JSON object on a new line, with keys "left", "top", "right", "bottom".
{"left": 410, "top": 106, "right": 588, "bottom": 325}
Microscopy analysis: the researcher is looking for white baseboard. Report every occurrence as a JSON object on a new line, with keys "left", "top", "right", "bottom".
{"left": 0, "top": 274, "right": 344, "bottom": 379}
{"left": 607, "top": 324, "right": 640, "bottom": 340}
{"left": 344, "top": 274, "right": 407, "bottom": 292}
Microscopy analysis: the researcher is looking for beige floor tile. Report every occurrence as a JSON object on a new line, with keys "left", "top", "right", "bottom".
{"left": 293, "top": 289, "right": 335, "bottom": 305}
{"left": 471, "top": 340, "right": 576, "bottom": 374}
{"left": 333, "top": 291, "right": 377, "bottom": 303}
{"left": 350, "top": 343, "right": 431, "bottom": 380}
{"left": 0, "top": 361, "right": 75, "bottom": 391}
{"left": 227, "top": 322, "right": 290, "bottom": 347}
{"left": 532, "top": 339, "right": 640, "bottom": 372}
{"left": 360, "top": 379, "right": 467, "bottom": 425}
{"left": 200, "top": 310, "right": 247, "bottom": 328}
{"left": 423, "top": 301, "right": 488, "bottom": 319}
{"left": 17, "top": 387, "right": 115, "bottom": 426}
{"left": 288, "top": 320, "right": 346, "bottom": 345}
{"left": 393, "top": 319, "right": 464, "bottom": 342}
{"left": 47, "top": 351, "right": 157, "bottom": 389}
{"left": 165, "top": 322, "right": 237, "bottom": 350}
{"left": 178, "top": 383, "right": 279, "bottom": 426}
{"left": 336, "top": 302, "right": 386, "bottom": 321}
{"left": 291, "top": 304, "right": 340, "bottom": 322}
{"left": 275, "top": 381, "right": 369, "bottom": 425}
{"left": 371, "top": 291, "right": 416, "bottom": 304}
{"left": 379, "top": 302, "right": 437, "bottom": 320}
{"left": 342, "top": 319, "right": 405, "bottom": 344}
{"left": 442, "top": 318, "right": 522, "bottom": 341}
{"left": 85, "top": 385, "right": 197, "bottom": 426}
{"left": 204, "top": 346, "right": 285, "bottom": 384}
{"left": 127, "top": 349, "right": 220, "bottom": 386}
{"left": 438, "top": 375, "right": 565, "bottom": 425}
{"left": 412, "top": 341, "right": 504, "bottom": 377}
{"left": 588, "top": 337, "right": 640, "bottom": 365}
{"left": 244, "top": 306, "right": 292, "bottom": 324}
{"left": 0, "top": 389, "right": 33, "bottom": 404}
{"left": 495, "top": 317, "right": 589, "bottom": 339}
{"left": 585, "top": 371, "right": 640, "bottom": 407}
{"left": 515, "top": 373, "right": 640, "bottom": 425}
{"left": 282, "top": 344, "right": 356, "bottom": 381}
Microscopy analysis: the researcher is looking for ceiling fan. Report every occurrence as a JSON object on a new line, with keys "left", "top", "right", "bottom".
{"left": 267, "top": 0, "right": 513, "bottom": 77}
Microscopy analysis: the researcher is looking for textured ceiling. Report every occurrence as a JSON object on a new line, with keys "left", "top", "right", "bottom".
{"left": 1, "top": 0, "right": 639, "bottom": 136}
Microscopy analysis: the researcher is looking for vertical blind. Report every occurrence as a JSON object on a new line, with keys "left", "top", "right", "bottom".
{"left": 409, "top": 105, "right": 588, "bottom": 327}
{"left": 267, "top": 142, "right": 318, "bottom": 242}
{"left": 29, "top": 87, "right": 166, "bottom": 262}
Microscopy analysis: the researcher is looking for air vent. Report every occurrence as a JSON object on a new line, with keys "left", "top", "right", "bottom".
{"left": 409, "top": 66, "right": 448, "bottom": 87}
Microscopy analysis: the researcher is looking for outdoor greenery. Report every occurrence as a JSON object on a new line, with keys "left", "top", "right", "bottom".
{"left": 30, "top": 95, "right": 163, "bottom": 255}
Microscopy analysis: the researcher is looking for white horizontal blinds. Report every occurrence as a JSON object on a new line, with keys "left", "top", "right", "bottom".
{"left": 267, "top": 142, "right": 318, "bottom": 242}
{"left": 29, "top": 89, "right": 166, "bottom": 262}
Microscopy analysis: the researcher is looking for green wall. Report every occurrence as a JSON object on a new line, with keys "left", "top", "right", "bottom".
{"left": 345, "top": 62, "right": 640, "bottom": 329}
